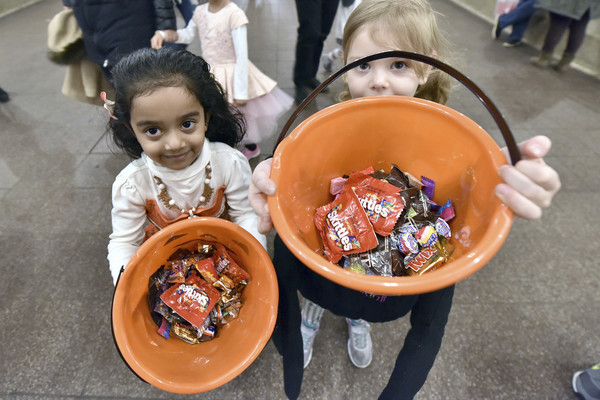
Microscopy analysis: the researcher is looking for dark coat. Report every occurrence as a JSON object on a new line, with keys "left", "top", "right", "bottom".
{"left": 64, "top": 0, "right": 176, "bottom": 76}
{"left": 536, "top": 0, "right": 600, "bottom": 19}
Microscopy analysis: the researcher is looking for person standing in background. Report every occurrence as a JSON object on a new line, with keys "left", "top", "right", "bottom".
{"left": 293, "top": 0, "right": 341, "bottom": 104}
{"left": 530, "top": 0, "right": 600, "bottom": 72}
{"left": 492, "top": 0, "right": 537, "bottom": 47}
{"left": 63, "top": 0, "right": 177, "bottom": 78}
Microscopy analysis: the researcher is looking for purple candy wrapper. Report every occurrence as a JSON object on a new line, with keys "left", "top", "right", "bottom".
{"left": 158, "top": 317, "right": 171, "bottom": 339}
{"left": 421, "top": 176, "right": 435, "bottom": 200}
{"left": 438, "top": 199, "right": 455, "bottom": 221}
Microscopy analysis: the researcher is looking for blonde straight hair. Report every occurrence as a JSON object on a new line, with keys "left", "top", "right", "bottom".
{"left": 341, "top": 0, "right": 452, "bottom": 104}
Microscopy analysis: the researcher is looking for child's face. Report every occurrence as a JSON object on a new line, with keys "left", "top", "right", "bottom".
{"left": 130, "top": 86, "right": 208, "bottom": 170}
{"left": 345, "top": 27, "right": 428, "bottom": 99}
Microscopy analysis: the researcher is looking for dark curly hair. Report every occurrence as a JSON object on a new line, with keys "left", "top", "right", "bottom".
{"left": 108, "top": 47, "right": 245, "bottom": 158}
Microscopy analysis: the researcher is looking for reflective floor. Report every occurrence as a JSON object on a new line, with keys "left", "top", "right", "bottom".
{"left": 1, "top": 0, "right": 599, "bottom": 399}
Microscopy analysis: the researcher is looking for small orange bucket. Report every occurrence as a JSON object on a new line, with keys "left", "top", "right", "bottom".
{"left": 268, "top": 51, "right": 519, "bottom": 296}
{"left": 111, "top": 217, "right": 278, "bottom": 394}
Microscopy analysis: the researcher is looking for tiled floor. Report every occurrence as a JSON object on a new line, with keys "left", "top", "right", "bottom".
{"left": 1, "top": 0, "right": 599, "bottom": 399}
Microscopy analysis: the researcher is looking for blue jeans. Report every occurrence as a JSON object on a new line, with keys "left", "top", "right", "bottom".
{"left": 498, "top": 0, "right": 536, "bottom": 42}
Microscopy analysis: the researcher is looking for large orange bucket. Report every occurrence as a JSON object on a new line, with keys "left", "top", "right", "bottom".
{"left": 111, "top": 217, "right": 278, "bottom": 394}
{"left": 268, "top": 51, "right": 519, "bottom": 296}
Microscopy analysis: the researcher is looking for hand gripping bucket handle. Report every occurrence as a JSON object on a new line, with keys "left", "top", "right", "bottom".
{"left": 274, "top": 50, "right": 521, "bottom": 165}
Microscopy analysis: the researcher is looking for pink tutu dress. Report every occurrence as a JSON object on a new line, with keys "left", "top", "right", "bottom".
{"left": 176, "top": 2, "right": 293, "bottom": 145}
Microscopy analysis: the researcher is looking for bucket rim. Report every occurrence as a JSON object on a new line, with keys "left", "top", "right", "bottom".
{"left": 112, "top": 217, "right": 278, "bottom": 393}
{"left": 269, "top": 96, "right": 514, "bottom": 295}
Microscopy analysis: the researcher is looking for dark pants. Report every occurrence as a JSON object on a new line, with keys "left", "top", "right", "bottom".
{"left": 542, "top": 9, "right": 591, "bottom": 55}
{"left": 271, "top": 234, "right": 455, "bottom": 400}
{"left": 293, "top": 0, "right": 340, "bottom": 87}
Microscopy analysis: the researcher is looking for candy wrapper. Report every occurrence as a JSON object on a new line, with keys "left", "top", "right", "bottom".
{"left": 346, "top": 170, "right": 405, "bottom": 236}
{"left": 314, "top": 185, "right": 379, "bottom": 263}
{"left": 314, "top": 164, "right": 456, "bottom": 278}
{"left": 147, "top": 242, "right": 250, "bottom": 344}
{"left": 160, "top": 272, "right": 221, "bottom": 329}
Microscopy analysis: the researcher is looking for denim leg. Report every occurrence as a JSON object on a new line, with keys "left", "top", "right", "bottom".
{"left": 499, "top": 0, "right": 535, "bottom": 41}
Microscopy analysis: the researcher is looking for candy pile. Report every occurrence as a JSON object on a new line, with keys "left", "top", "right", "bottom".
{"left": 314, "top": 165, "right": 455, "bottom": 277}
{"left": 148, "top": 243, "right": 249, "bottom": 344}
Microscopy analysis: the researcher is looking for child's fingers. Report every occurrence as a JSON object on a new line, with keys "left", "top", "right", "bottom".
{"left": 249, "top": 159, "right": 276, "bottom": 234}
{"left": 495, "top": 183, "right": 542, "bottom": 220}
{"left": 257, "top": 215, "right": 273, "bottom": 234}
{"left": 517, "top": 135, "right": 552, "bottom": 159}
{"left": 498, "top": 162, "right": 559, "bottom": 209}
{"left": 501, "top": 135, "right": 552, "bottom": 162}
{"left": 252, "top": 159, "right": 276, "bottom": 195}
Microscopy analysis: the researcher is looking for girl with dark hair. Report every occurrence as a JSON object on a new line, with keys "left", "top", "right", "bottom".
{"left": 106, "top": 47, "right": 266, "bottom": 285}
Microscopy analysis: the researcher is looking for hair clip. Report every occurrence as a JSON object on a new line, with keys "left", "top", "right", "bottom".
{"left": 100, "top": 91, "right": 118, "bottom": 120}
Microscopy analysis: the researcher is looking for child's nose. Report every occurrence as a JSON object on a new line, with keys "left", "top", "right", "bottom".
{"left": 370, "top": 68, "right": 389, "bottom": 90}
{"left": 163, "top": 131, "right": 186, "bottom": 151}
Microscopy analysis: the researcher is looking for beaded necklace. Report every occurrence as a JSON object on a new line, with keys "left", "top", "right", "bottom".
{"left": 153, "top": 162, "right": 214, "bottom": 217}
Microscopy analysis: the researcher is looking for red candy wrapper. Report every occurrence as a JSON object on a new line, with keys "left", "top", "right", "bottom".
{"left": 347, "top": 171, "right": 405, "bottom": 236}
{"left": 314, "top": 186, "right": 378, "bottom": 263}
{"left": 212, "top": 244, "right": 250, "bottom": 285}
{"left": 160, "top": 272, "right": 222, "bottom": 329}
{"left": 193, "top": 257, "right": 219, "bottom": 284}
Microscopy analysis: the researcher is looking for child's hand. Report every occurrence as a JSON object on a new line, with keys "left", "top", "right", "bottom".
{"left": 496, "top": 135, "right": 560, "bottom": 219}
{"left": 150, "top": 30, "right": 177, "bottom": 49}
{"left": 151, "top": 31, "right": 165, "bottom": 49}
{"left": 249, "top": 159, "right": 276, "bottom": 234}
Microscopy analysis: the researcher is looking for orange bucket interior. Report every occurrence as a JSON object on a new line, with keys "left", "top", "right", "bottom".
{"left": 112, "top": 217, "right": 278, "bottom": 394}
{"left": 269, "top": 96, "right": 513, "bottom": 295}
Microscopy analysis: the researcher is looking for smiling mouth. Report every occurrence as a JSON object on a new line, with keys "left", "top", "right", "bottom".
{"left": 163, "top": 151, "right": 189, "bottom": 160}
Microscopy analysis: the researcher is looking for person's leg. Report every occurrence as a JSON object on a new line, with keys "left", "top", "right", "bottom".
{"left": 346, "top": 317, "right": 373, "bottom": 368}
{"left": 552, "top": 9, "right": 591, "bottom": 72}
{"left": 293, "top": 0, "right": 323, "bottom": 88}
{"left": 378, "top": 285, "right": 455, "bottom": 400}
{"left": 311, "top": 0, "right": 340, "bottom": 80}
{"left": 564, "top": 8, "right": 590, "bottom": 56}
{"left": 271, "top": 235, "right": 307, "bottom": 400}
{"left": 531, "top": 12, "right": 571, "bottom": 68}
{"left": 541, "top": 12, "right": 572, "bottom": 53}
{"left": 301, "top": 298, "right": 325, "bottom": 368}
{"left": 506, "top": 0, "right": 536, "bottom": 42}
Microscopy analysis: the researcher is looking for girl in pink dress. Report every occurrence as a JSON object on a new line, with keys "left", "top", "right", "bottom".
{"left": 153, "top": 0, "right": 293, "bottom": 159}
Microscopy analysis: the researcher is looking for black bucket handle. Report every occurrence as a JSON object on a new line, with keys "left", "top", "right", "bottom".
{"left": 275, "top": 50, "right": 521, "bottom": 165}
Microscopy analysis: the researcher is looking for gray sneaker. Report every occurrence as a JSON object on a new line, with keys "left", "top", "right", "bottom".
{"left": 573, "top": 363, "right": 600, "bottom": 399}
{"left": 346, "top": 318, "right": 373, "bottom": 368}
{"left": 301, "top": 299, "right": 324, "bottom": 368}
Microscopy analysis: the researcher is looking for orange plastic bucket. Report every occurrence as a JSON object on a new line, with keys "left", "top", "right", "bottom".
{"left": 112, "top": 217, "right": 278, "bottom": 394}
{"left": 268, "top": 51, "right": 518, "bottom": 296}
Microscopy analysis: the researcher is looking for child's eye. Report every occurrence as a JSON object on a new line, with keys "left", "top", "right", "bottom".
{"left": 181, "top": 120, "right": 196, "bottom": 130}
{"left": 144, "top": 127, "right": 161, "bottom": 137}
{"left": 357, "top": 63, "right": 370, "bottom": 71}
{"left": 391, "top": 61, "right": 407, "bottom": 70}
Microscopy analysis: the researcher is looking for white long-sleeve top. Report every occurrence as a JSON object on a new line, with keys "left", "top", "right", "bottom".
{"left": 107, "top": 140, "right": 266, "bottom": 284}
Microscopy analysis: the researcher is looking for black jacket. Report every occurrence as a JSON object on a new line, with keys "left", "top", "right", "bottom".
{"left": 64, "top": 0, "right": 175, "bottom": 76}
